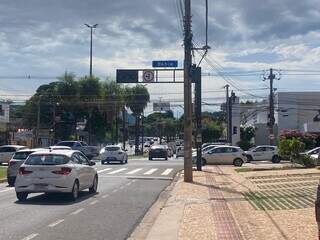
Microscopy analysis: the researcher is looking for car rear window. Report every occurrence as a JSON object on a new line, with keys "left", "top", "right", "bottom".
{"left": 25, "top": 154, "right": 69, "bottom": 165}
{"left": 105, "top": 146, "right": 120, "bottom": 151}
{"left": 13, "top": 151, "right": 34, "bottom": 160}
{"left": 56, "top": 142, "right": 74, "bottom": 147}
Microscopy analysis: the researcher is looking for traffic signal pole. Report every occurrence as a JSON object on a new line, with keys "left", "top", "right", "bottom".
{"left": 183, "top": 0, "right": 193, "bottom": 182}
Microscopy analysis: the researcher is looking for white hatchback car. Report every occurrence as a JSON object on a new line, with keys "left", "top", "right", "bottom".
{"left": 15, "top": 150, "right": 98, "bottom": 201}
{"left": 0, "top": 145, "right": 27, "bottom": 164}
{"left": 245, "top": 145, "right": 280, "bottom": 163}
{"left": 99, "top": 145, "right": 128, "bottom": 164}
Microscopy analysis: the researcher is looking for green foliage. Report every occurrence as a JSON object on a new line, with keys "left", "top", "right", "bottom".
{"left": 202, "top": 122, "right": 223, "bottom": 143}
{"left": 240, "top": 126, "right": 255, "bottom": 142}
{"left": 237, "top": 140, "right": 253, "bottom": 151}
{"left": 278, "top": 138, "right": 306, "bottom": 164}
{"left": 126, "top": 85, "right": 150, "bottom": 115}
{"left": 294, "top": 154, "right": 316, "bottom": 168}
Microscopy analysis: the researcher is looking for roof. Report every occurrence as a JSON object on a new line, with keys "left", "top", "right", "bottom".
{"left": 0, "top": 145, "right": 26, "bottom": 148}
{"left": 16, "top": 148, "right": 47, "bottom": 153}
{"left": 29, "top": 149, "right": 79, "bottom": 158}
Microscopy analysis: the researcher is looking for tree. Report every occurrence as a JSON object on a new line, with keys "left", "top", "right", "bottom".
{"left": 237, "top": 126, "right": 255, "bottom": 150}
{"left": 202, "top": 122, "right": 223, "bottom": 143}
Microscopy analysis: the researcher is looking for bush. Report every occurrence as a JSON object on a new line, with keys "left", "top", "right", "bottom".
{"left": 278, "top": 137, "right": 305, "bottom": 162}
{"left": 294, "top": 155, "right": 316, "bottom": 168}
{"left": 237, "top": 140, "right": 253, "bottom": 151}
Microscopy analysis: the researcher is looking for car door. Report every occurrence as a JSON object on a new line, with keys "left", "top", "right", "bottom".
{"left": 205, "top": 147, "right": 222, "bottom": 164}
{"left": 78, "top": 152, "right": 94, "bottom": 187}
{"left": 71, "top": 153, "right": 88, "bottom": 190}
{"left": 264, "top": 147, "right": 275, "bottom": 160}
{"left": 252, "top": 147, "right": 265, "bottom": 161}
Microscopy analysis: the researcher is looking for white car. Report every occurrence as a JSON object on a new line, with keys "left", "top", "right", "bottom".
{"left": 0, "top": 145, "right": 27, "bottom": 164}
{"left": 305, "top": 147, "right": 320, "bottom": 156}
{"left": 15, "top": 150, "right": 98, "bottom": 201}
{"left": 176, "top": 146, "right": 184, "bottom": 158}
{"left": 194, "top": 146, "right": 246, "bottom": 166}
{"left": 100, "top": 145, "right": 128, "bottom": 164}
{"left": 245, "top": 145, "right": 280, "bottom": 163}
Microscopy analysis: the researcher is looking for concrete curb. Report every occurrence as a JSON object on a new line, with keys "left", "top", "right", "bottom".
{"left": 128, "top": 171, "right": 182, "bottom": 240}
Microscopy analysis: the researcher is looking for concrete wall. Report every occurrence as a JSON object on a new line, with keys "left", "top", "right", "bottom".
{"left": 232, "top": 97, "right": 240, "bottom": 145}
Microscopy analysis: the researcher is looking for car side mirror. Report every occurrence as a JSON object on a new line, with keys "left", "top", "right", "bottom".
{"left": 89, "top": 161, "right": 96, "bottom": 166}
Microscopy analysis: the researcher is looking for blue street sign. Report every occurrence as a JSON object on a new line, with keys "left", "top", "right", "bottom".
{"left": 152, "top": 60, "right": 178, "bottom": 68}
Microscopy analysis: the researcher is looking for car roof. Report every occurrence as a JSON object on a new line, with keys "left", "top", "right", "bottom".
{"left": 16, "top": 148, "right": 47, "bottom": 153}
{"left": 29, "top": 149, "right": 80, "bottom": 157}
{"left": 0, "top": 145, "right": 26, "bottom": 148}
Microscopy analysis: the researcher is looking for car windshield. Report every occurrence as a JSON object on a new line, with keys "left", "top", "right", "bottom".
{"left": 25, "top": 154, "right": 69, "bottom": 165}
{"left": 56, "top": 142, "right": 74, "bottom": 147}
{"left": 13, "top": 151, "right": 34, "bottom": 160}
{"left": 105, "top": 146, "right": 120, "bottom": 151}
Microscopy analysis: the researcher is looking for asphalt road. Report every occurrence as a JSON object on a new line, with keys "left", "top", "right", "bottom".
{"left": 0, "top": 157, "right": 183, "bottom": 240}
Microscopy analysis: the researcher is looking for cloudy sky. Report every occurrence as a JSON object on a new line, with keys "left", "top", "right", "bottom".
{"left": 0, "top": 0, "right": 320, "bottom": 113}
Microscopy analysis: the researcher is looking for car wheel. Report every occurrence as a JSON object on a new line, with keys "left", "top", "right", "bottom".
{"left": 89, "top": 175, "right": 98, "bottom": 193}
{"left": 70, "top": 180, "right": 79, "bottom": 201}
{"left": 7, "top": 177, "right": 15, "bottom": 186}
{"left": 233, "top": 158, "right": 244, "bottom": 167}
{"left": 16, "top": 192, "right": 28, "bottom": 202}
{"left": 272, "top": 155, "right": 281, "bottom": 163}
{"left": 247, "top": 155, "right": 253, "bottom": 163}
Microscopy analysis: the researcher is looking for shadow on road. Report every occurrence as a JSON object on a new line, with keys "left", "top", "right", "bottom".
{"left": 14, "top": 191, "right": 99, "bottom": 206}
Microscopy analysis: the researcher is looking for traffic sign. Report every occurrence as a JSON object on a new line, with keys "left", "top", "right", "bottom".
{"left": 142, "top": 70, "right": 155, "bottom": 82}
{"left": 152, "top": 60, "right": 178, "bottom": 68}
{"left": 116, "top": 70, "right": 138, "bottom": 83}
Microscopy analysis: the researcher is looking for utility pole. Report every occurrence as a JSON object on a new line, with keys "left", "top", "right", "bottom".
{"left": 264, "top": 68, "right": 278, "bottom": 145}
{"left": 122, "top": 107, "right": 126, "bottom": 150}
{"left": 224, "top": 84, "right": 230, "bottom": 144}
{"left": 85, "top": 23, "right": 98, "bottom": 77}
{"left": 183, "top": 0, "right": 193, "bottom": 182}
{"left": 36, "top": 97, "right": 41, "bottom": 147}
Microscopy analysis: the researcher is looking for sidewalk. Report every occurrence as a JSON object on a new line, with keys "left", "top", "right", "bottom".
{"left": 130, "top": 166, "right": 318, "bottom": 240}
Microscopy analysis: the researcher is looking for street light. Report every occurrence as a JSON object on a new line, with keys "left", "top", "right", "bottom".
{"left": 84, "top": 23, "right": 98, "bottom": 78}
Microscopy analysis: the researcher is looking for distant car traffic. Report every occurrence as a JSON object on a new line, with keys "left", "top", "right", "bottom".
{"left": 149, "top": 145, "right": 168, "bottom": 160}
{"left": 0, "top": 145, "right": 27, "bottom": 164}
{"left": 100, "top": 145, "right": 128, "bottom": 164}
{"left": 176, "top": 146, "right": 184, "bottom": 158}
{"left": 7, "top": 148, "right": 47, "bottom": 186}
{"left": 195, "top": 146, "right": 246, "bottom": 166}
{"left": 245, "top": 145, "right": 280, "bottom": 163}
{"left": 15, "top": 150, "right": 98, "bottom": 201}
{"left": 55, "top": 141, "right": 98, "bottom": 159}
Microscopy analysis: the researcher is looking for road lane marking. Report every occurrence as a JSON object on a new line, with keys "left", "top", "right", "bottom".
{"left": 126, "top": 182, "right": 132, "bottom": 186}
{"left": 48, "top": 219, "right": 64, "bottom": 228}
{"left": 143, "top": 168, "right": 158, "bottom": 175}
{"left": 21, "top": 233, "right": 39, "bottom": 240}
{"left": 89, "top": 200, "right": 98, "bottom": 205}
{"left": 0, "top": 188, "right": 14, "bottom": 193}
{"left": 97, "top": 168, "right": 112, "bottom": 174}
{"left": 71, "top": 208, "right": 84, "bottom": 215}
{"left": 102, "top": 194, "right": 109, "bottom": 199}
{"left": 107, "top": 168, "right": 127, "bottom": 174}
{"left": 126, "top": 168, "right": 143, "bottom": 174}
{"left": 161, "top": 168, "right": 173, "bottom": 175}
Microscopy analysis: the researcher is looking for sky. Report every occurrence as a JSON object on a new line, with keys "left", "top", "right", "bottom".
{"left": 1, "top": 0, "right": 320, "bottom": 114}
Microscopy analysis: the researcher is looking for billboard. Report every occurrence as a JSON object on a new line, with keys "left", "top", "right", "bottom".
{"left": 153, "top": 102, "right": 170, "bottom": 112}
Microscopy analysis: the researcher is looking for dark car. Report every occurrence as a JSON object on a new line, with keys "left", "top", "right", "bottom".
{"left": 149, "top": 145, "right": 168, "bottom": 160}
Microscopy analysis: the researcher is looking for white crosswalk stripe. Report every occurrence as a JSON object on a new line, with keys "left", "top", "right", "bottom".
{"left": 97, "top": 168, "right": 112, "bottom": 174}
{"left": 126, "top": 168, "right": 143, "bottom": 174}
{"left": 143, "top": 168, "right": 158, "bottom": 175}
{"left": 161, "top": 168, "right": 173, "bottom": 175}
{"left": 107, "top": 168, "right": 127, "bottom": 174}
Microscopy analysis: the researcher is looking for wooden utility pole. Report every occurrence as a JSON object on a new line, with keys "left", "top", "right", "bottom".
{"left": 224, "top": 84, "right": 230, "bottom": 144}
{"left": 183, "top": 0, "right": 193, "bottom": 182}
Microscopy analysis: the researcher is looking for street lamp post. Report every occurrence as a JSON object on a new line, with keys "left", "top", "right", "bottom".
{"left": 84, "top": 23, "right": 98, "bottom": 78}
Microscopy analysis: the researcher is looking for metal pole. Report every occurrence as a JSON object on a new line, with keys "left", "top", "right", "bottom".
{"left": 194, "top": 66, "right": 202, "bottom": 171}
{"left": 229, "top": 91, "right": 235, "bottom": 145}
{"left": 224, "top": 85, "right": 230, "bottom": 144}
{"left": 36, "top": 97, "right": 41, "bottom": 147}
{"left": 52, "top": 103, "right": 56, "bottom": 145}
{"left": 122, "top": 107, "right": 126, "bottom": 150}
{"left": 269, "top": 68, "right": 275, "bottom": 145}
{"left": 90, "top": 27, "right": 93, "bottom": 78}
{"left": 183, "top": 0, "right": 193, "bottom": 182}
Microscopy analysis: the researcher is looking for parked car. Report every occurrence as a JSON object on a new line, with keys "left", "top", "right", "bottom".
{"left": 55, "top": 141, "right": 98, "bottom": 159}
{"left": 7, "top": 148, "right": 47, "bottom": 186}
{"left": 305, "top": 147, "right": 320, "bottom": 156}
{"left": 245, "top": 145, "right": 280, "bottom": 163}
{"left": 195, "top": 146, "right": 246, "bottom": 166}
{"left": 176, "top": 146, "right": 184, "bottom": 158}
{"left": 99, "top": 145, "right": 128, "bottom": 164}
{"left": 15, "top": 150, "right": 98, "bottom": 201}
{"left": 149, "top": 145, "right": 168, "bottom": 160}
{"left": 0, "top": 145, "right": 27, "bottom": 164}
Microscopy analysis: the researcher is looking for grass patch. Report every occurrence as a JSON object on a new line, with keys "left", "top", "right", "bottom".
{"left": 235, "top": 166, "right": 306, "bottom": 173}
{"left": 0, "top": 167, "right": 7, "bottom": 180}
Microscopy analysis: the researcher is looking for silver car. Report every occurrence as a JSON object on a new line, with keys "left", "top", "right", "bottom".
{"left": 195, "top": 146, "right": 246, "bottom": 166}
{"left": 100, "top": 145, "right": 128, "bottom": 164}
{"left": 0, "top": 145, "right": 27, "bottom": 164}
{"left": 15, "top": 150, "right": 98, "bottom": 201}
{"left": 7, "top": 148, "right": 46, "bottom": 186}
